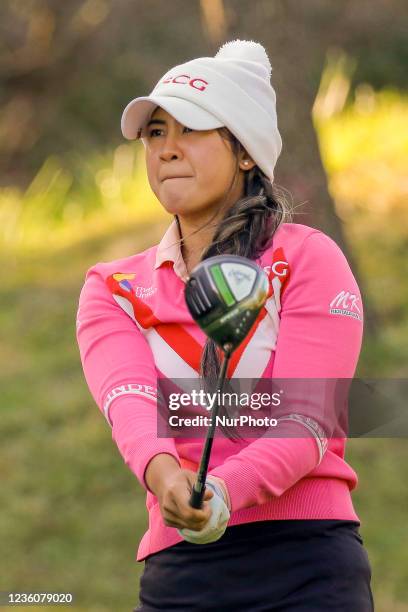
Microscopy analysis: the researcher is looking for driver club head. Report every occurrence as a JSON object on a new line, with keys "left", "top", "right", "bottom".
{"left": 184, "top": 255, "right": 269, "bottom": 353}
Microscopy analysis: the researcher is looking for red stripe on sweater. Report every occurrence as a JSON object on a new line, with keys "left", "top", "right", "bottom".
{"left": 107, "top": 275, "right": 203, "bottom": 372}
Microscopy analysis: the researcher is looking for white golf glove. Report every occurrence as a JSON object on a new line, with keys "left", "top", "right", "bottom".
{"left": 178, "top": 479, "right": 230, "bottom": 545}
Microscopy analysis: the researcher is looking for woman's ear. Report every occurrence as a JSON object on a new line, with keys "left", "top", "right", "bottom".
{"left": 239, "top": 156, "right": 256, "bottom": 172}
{"left": 238, "top": 148, "right": 256, "bottom": 171}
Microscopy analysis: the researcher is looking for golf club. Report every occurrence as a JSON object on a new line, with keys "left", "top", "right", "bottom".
{"left": 184, "top": 255, "right": 269, "bottom": 508}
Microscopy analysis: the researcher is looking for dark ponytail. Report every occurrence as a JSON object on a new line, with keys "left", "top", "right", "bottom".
{"left": 177, "top": 127, "right": 294, "bottom": 438}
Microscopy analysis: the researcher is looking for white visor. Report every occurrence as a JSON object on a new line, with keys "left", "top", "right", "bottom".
{"left": 121, "top": 95, "right": 224, "bottom": 140}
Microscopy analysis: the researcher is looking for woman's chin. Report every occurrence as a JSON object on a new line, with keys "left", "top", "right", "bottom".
{"left": 158, "top": 187, "right": 216, "bottom": 218}
{"left": 159, "top": 191, "right": 188, "bottom": 213}
{"left": 160, "top": 196, "right": 204, "bottom": 217}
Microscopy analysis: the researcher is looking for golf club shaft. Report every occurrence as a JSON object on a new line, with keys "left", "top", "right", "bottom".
{"left": 189, "top": 350, "right": 231, "bottom": 509}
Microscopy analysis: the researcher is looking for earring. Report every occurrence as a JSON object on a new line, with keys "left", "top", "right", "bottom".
{"left": 243, "top": 161, "right": 249, "bottom": 166}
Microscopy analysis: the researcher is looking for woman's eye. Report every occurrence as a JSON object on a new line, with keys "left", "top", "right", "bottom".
{"left": 147, "top": 126, "right": 193, "bottom": 137}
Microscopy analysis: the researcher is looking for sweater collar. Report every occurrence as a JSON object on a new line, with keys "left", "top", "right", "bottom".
{"left": 154, "top": 218, "right": 189, "bottom": 281}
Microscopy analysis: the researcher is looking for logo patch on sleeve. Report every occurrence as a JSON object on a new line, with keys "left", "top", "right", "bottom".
{"left": 329, "top": 291, "right": 362, "bottom": 321}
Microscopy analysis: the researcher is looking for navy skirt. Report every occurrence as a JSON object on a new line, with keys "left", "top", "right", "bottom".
{"left": 134, "top": 520, "right": 374, "bottom": 611}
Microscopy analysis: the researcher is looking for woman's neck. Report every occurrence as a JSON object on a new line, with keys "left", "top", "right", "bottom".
{"left": 176, "top": 214, "right": 219, "bottom": 275}
{"left": 175, "top": 174, "right": 245, "bottom": 274}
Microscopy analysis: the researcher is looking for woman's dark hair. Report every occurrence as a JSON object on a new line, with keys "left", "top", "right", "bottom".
{"left": 176, "top": 127, "right": 294, "bottom": 437}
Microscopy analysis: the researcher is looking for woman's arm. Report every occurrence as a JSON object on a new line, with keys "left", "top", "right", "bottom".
{"left": 144, "top": 454, "right": 181, "bottom": 494}
{"left": 209, "top": 231, "right": 364, "bottom": 512}
{"left": 76, "top": 263, "right": 181, "bottom": 490}
{"left": 77, "top": 263, "right": 228, "bottom": 533}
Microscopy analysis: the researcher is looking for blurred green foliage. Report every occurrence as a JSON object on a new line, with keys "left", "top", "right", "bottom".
{"left": 1, "top": 88, "right": 408, "bottom": 610}
{"left": 314, "top": 89, "right": 408, "bottom": 378}
{"left": 0, "top": 144, "right": 168, "bottom": 254}
{"left": 1, "top": 1, "right": 408, "bottom": 609}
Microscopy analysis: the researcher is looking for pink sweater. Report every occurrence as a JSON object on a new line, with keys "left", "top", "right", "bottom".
{"left": 76, "top": 221, "right": 364, "bottom": 561}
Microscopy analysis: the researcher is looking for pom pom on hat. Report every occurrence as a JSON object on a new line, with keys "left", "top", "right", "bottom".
{"left": 215, "top": 39, "right": 272, "bottom": 79}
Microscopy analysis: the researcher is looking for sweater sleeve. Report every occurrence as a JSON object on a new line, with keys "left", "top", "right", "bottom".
{"left": 210, "top": 231, "right": 364, "bottom": 512}
{"left": 76, "top": 264, "right": 180, "bottom": 490}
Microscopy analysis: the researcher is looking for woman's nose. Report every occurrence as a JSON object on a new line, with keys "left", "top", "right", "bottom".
{"left": 159, "top": 133, "right": 183, "bottom": 162}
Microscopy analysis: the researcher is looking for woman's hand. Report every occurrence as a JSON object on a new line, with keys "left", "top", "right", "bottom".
{"left": 158, "top": 468, "right": 215, "bottom": 530}
{"left": 177, "top": 478, "right": 231, "bottom": 544}
{"left": 145, "top": 454, "right": 231, "bottom": 540}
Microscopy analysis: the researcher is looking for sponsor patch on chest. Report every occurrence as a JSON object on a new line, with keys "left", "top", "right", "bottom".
{"left": 112, "top": 273, "right": 157, "bottom": 299}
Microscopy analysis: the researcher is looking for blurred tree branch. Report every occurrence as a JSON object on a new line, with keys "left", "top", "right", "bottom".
{"left": 200, "top": 0, "right": 227, "bottom": 47}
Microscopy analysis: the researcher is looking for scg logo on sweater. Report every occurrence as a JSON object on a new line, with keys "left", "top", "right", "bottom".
{"left": 263, "top": 261, "right": 289, "bottom": 278}
{"left": 329, "top": 291, "right": 362, "bottom": 321}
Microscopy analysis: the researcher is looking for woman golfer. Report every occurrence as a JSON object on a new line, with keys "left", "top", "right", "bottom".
{"left": 76, "top": 40, "right": 374, "bottom": 610}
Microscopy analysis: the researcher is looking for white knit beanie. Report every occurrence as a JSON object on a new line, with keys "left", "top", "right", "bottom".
{"left": 121, "top": 40, "right": 282, "bottom": 182}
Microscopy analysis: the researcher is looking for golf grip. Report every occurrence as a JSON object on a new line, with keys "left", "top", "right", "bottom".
{"left": 189, "top": 349, "right": 232, "bottom": 509}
